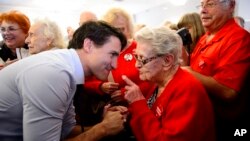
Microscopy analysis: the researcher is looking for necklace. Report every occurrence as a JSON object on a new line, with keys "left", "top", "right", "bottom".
{"left": 147, "top": 87, "right": 158, "bottom": 109}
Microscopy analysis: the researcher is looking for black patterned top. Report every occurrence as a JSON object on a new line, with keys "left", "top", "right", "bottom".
{"left": 147, "top": 87, "right": 158, "bottom": 109}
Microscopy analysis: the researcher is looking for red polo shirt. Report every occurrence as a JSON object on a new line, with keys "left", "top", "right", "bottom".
{"left": 190, "top": 18, "right": 250, "bottom": 92}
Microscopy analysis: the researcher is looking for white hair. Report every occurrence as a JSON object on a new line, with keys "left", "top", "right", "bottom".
{"left": 33, "top": 18, "right": 66, "bottom": 49}
{"left": 135, "top": 26, "right": 183, "bottom": 65}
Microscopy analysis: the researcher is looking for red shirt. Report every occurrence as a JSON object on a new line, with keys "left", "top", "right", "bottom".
{"left": 129, "top": 68, "right": 215, "bottom": 141}
{"left": 190, "top": 18, "right": 250, "bottom": 92}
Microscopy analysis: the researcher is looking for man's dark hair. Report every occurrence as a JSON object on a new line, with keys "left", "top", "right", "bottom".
{"left": 68, "top": 20, "right": 127, "bottom": 50}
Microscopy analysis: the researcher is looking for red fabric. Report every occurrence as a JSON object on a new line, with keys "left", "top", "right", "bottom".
{"left": 190, "top": 18, "right": 250, "bottom": 92}
{"left": 83, "top": 76, "right": 104, "bottom": 95}
{"left": 129, "top": 68, "right": 215, "bottom": 141}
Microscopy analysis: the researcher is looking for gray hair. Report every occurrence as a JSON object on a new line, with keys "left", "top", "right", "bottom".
{"left": 220, "top": 0, "right": 235, "bottom": 15}
{"left": 135, "top": 26, "right": 183, "bottom": 65}
{"left": 33, "top": 18, "right": 66, "bottom": 49}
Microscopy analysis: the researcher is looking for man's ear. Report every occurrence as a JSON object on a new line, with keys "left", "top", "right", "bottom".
{"left": 83, "top": 38, "right": 92, "bottom": 53}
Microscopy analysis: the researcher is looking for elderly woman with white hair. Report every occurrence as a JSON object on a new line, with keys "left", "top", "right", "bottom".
{"left": 25, "top": 18, "right": 66, "bottom": 55}
{"left": 122, "top": 26, "right": 215, "bottom": 141}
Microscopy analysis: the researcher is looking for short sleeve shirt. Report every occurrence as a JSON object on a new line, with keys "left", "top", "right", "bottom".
{"left": 190, "top": 19, "right": 250, "bottom": 92}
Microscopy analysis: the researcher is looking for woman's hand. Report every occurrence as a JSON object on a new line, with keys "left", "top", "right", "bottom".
{"left": 122, "top": 75, "right": 145, "bottom": 104}
{"left": 100, "top": 82, "right": 119, "bottom": 94}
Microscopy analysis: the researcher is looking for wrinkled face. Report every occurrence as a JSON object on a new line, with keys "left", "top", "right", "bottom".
{"left": 133, "top": 41, "right": 164, "bottom": 82}
{"left": 0, "top": 21, "right": 27, "bottom": 49}
{"left": 88, "top": 36, "right": 122, "bottom": 81}
{"left": 198, "top": 0, "right": 233, "bottom": 31}
{"left": 25, "top": 23, "right": 51, "bottom": 54}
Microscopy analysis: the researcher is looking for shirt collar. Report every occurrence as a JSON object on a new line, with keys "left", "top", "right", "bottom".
{"left": 69, "top": 49, "right": 84, "bottom": 84}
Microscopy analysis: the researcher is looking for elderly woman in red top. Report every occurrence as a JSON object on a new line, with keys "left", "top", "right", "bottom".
{"left": 122, "top": 26, "right": 215, "bottom": 141}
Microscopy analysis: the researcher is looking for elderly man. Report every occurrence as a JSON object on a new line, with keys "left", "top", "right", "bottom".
{"left": 67, "top": 11, "right": 97, "bottom": 41}
{"left": 0, "top": 21, "right": 128, "bottom": 141}
{"left": 184, "top": 0, "right": 250, "bottom": 140}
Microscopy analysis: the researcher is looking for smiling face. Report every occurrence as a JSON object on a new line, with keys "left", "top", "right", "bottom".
{"left": 199, "top": 0, "right": 234, "bottom": 32}
{"left": 25, "top": 23, "right": 51, "bottom": 54}
{"left": 86, "top": 36, "right": 122, "bottom": 81}
{"left": 1, "top": 21, "right": 27, "bottom": 50}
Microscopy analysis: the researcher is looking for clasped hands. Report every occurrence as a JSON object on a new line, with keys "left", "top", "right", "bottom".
{"left": 100, "top": 75, "right": 145, "bottom": 135}
{"left": 101, "top": 104, "right": 128, "bottom": 135}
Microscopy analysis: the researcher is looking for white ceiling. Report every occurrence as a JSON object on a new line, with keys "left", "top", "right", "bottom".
{"left": 1, "top": 0, "right": 249, "bottom": 33}
{"left": 0, "top": 0, "right": 191, "bottom": 15}
{"left": 0, "top": 0, "right": 197, "bottom": 27}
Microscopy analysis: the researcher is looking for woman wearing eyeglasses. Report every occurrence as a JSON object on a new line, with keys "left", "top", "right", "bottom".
{"left": 122, "top": 26, "right": 215, "bottom": 141}
{"left": 0, "top": 10, "right": 30, "bottom": 70}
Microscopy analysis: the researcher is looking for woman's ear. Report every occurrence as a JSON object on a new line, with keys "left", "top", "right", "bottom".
{"left": 163, "top": 54, "right": 174, "bottom": 68}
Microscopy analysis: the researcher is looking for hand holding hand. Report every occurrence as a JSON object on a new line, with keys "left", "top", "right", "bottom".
{"left": 101, "top": 104, "right": 128, "bottom": 135}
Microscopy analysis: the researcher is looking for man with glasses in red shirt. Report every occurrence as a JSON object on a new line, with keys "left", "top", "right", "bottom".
{"left": 184, "top": 0, "right": 250, "bottom": 140}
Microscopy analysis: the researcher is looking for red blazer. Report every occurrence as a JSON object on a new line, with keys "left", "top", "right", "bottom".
{"left": 129, "top": 67, "right": 215, "bottom": 141}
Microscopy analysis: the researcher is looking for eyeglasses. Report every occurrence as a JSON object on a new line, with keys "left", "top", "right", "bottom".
{"left": 134, "top": 54, "right": 163, "bottom": 66}
{"left": 0, "top": 27, "right": 21, "bottom": 33}
{"left": 196, "top": 0, "right": 228, "bottom": 9}
{"left": 116, "top": 27, "right": 125, "bottom": 33}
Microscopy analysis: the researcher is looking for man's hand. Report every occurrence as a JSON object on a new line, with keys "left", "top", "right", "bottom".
{"left": 101, "top": 104, "right": 128, "bottom": 136}
{"left": 64, "top": 105, "right": 128, "bottom": 141}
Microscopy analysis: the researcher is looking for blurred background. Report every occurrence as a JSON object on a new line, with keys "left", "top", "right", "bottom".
{"left": 0, "top": 0, "right": 249, "bottom": 37}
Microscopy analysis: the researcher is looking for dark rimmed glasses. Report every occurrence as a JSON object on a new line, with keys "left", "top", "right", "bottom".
{"left": 196, "top": 0, "right": 228, "bottom": 9}
{"left": 134, "top": 54, "right": 163, "bottom": 66}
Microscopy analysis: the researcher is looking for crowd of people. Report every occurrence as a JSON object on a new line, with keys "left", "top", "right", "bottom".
{"left": 0, "top": 0, "right": 250, "bottom": 141}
